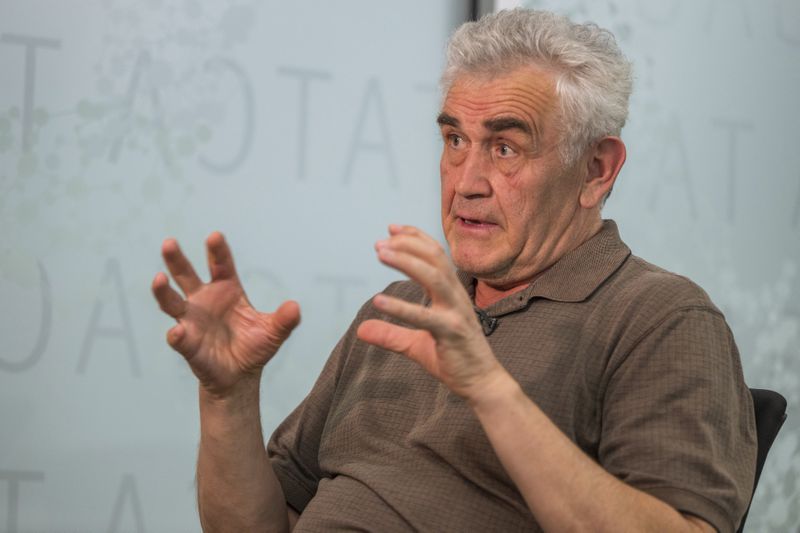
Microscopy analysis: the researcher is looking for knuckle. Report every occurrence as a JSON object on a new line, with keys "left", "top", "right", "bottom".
{"left": 169, "top": 333, "right": 190, "bottom": 355}
{"left": 391, "top": 234, "right": 410, "bottom": 250}
{"left": 438, "top": 311, "right": 462, "bottom": 334}
{"left": 166, "top": 330, "right": 179, "bottom": 349}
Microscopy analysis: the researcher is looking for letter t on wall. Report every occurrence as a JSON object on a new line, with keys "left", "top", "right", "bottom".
{"left": 277, "top": 66, "right": 332, "bottom": 181}
{"left": 0, "top": 34, "right": 61, "bottom": 152}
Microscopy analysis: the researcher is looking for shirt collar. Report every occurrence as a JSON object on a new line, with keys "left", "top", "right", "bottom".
{"left": 456, "top": 219, "right": 631, "bottom": 317}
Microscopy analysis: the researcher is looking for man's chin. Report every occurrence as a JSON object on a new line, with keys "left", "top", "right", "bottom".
{"left": 452, "top": 252, "right": 505, "bottom": 279}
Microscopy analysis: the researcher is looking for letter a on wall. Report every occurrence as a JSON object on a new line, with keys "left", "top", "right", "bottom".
{"left": 342, "top": 78, "right": 398, "bottom": 186}
{"left": 106, "top": 474, "right": 146, "bottom": 533}
{"left": 76, "top": 258, "right": 140, "bottom": 377}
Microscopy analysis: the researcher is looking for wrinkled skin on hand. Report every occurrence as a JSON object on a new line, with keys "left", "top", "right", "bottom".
{"left": 151, "top": 232, "right": 300, "bottom": 397}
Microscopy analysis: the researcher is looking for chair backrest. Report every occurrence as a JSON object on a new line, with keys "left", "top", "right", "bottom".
{"left": 736, "top": 388, "right": 788, "bottom": 533}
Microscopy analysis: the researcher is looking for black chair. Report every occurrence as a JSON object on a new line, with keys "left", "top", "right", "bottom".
{"left": 736, "top": 388, "right": 788, "bottom": 533}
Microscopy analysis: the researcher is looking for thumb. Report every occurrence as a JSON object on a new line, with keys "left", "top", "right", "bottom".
{"left": 166, "top": 323, "right": 198, "bottom": 359}
{"left": 357, "top": 320, "right": 436, "bottom": 361}
{"left": 358, "top": 319, "right": 439, "bottom": 377}
{"left": 270, "top": 300, "right": 301, "bottom": 342}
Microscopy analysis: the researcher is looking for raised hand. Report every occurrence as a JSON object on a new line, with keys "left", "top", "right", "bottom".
{"left": 152, "top": 232, "right": 300, "bottom": 396}
{"left": 356, "top": 225, "right": 506, "bottom": 401}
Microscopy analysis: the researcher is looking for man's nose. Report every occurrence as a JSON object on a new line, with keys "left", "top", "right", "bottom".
{"left": 454, "top": 148, "right": 493, "bottom": 198}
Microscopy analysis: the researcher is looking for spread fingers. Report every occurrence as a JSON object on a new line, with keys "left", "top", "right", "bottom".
{"left": 152, "top": 272, "right": 187, "bottom": 318}
{"left": 161, "top": 238, "right": 203, "bottom": 295}
{"left": 206, "top": 232, "right": 239, "bottom": 281}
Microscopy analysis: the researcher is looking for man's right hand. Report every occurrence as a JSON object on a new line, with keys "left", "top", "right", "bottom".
{"left": 151, "top": 232, "right": 301, "bottom": 397}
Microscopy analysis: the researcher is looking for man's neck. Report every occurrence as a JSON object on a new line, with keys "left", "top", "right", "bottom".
{"left": 474, "top": 279, "right": 532, "bottom": 309}
{"left": 472, "top": 217, "right": 604, "bottom": 309}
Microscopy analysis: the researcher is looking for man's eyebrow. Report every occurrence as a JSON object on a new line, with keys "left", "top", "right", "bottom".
{"left": 484, "top": 117, "right": 533, "bottom": 136}
{"left": 436, "top": 113, "right": 534, "bottom": 137}
{"left": 436, "top": 113, "right": 459, "bottom": 128}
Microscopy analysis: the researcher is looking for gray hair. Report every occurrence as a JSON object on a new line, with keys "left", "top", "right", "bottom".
{"left": 442, "top": 9, "right": 633, "bottom": 166}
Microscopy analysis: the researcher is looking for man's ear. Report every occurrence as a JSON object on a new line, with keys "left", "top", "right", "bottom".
{"left": 579, "top": 136, "right": 626, "bottom": 209}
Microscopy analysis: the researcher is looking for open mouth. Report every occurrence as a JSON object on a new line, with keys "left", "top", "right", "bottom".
{"left": 458, "top": 217, "right": 496, "bottom": 227}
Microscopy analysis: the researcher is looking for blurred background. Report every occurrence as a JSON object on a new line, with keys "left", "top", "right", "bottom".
{"left": 1, "top": 0, "right": 797, "bottom": 531}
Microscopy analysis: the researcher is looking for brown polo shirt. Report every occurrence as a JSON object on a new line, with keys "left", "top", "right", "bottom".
{"left": 267, "top": 220, "right": 756, "bottom": 533}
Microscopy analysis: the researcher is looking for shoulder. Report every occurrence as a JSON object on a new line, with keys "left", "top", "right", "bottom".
{"left": 603, "top": 254, "right": 722, "bottom": 318}
{"left": 590, "top": 254, "right": 733, "bottom": 359}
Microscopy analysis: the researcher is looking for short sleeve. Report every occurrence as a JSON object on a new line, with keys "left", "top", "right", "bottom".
{"left": 599, "top": 307, "right": 757, "bottom": 533}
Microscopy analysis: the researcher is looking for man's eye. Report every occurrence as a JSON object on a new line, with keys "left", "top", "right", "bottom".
{"left": 497, "top": 144, "right": 516, "bottom": 157}
{"left": 448, "top": 134, "right": 464, "bottom": 148}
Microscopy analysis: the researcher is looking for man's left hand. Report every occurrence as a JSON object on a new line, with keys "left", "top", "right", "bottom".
{"left": 356, "top": 224, "right": 506, "bottom": 400}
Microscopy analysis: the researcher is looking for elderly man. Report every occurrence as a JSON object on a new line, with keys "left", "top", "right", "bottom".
{"left": 152, "top": 9, "right": 756, "bottom": 533}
